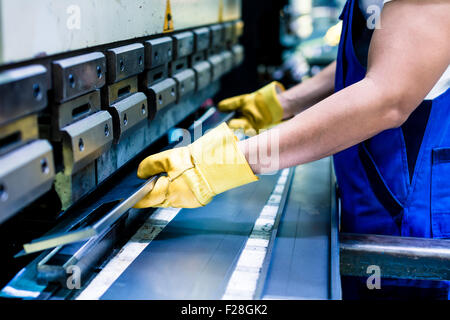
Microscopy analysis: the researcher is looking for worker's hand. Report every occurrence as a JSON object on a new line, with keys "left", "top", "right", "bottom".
{"left": 134, "top": 123, "right": 258, "bottom": 208}
{"left": 218, "top": 81, "right": 285, "bottom": 131}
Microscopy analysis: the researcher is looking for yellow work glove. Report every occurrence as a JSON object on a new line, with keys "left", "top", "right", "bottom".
{"left": 218, "top": 81, "right": 285, "bottom": 131}
{"left": 134, "top": 123, "right": 258, "bottom": 208}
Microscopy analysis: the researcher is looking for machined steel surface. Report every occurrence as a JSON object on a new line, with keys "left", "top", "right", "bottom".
{"left": 263, "top": 158, "right": 336, "bottom": 300}
{"left": 172, "top": 69, "right": 196, "bottom": 102}
{"left": 22, "top": 175, "right": 160, "bottom": 255}
{"left": 0, "top": 65, "right": 48, "bottom": 126}
{"left": 223, "top": 22, "right": 235, "bottom": 44}
{"left": 55, "top": 162, "right": 97, "bottom": 210}
{"left": 144, "top": 37, "right": 173, "bottom": 69}
{"left": 101, "top": 172, "right": 283, "bottom": 300}
{"left": 232, "top": 45, "right": 244, "bottom": 67}
{"left": 52, "top": 52, "right": 106, "bottom": 103}
{"left": 208, "top": 54, "right": 225, "bottom": 82}
{"left": 169, "top": 57, "right": 189, "bottom": 76}
{"left": 101, "top": 76, "right": 138, "bottom": 106}
{"left": 193, "top": 28, "right": 211, "bottom": 52}
{"left": 193, "top": 61, "right": 212, "bottom": 91}
{"left": 172, "top": 32, "right": 194, "bottom": 60}
{"left": 52, "top": 90, "right": 102, "bottom": 141}
{"left": 142, "top": 64, "right": 169, "bottom": 88}
{"left": 210, "top": 24, "right": 225, "bottom": 49}
{"left": 0, "top": 115, "right": 39, "bottom": 156}
{"left": 106, "top": 92, "right": 148, "bottom": 143}
{"left": 221, "top": 51, "right": 234, "bottom": 75}
{"left": 145, "top": 78, "right": 177, "bottom": 117}
{"left": 106, "top": 43, "right": 145, "bottom": 84}
{"left": 340, "top": 233, "right": 450, "bottom": 281}
{"left": 60, "top": 111, "right": 113, "bottom": 174}
{"left": 0, "top": 140, "right": 55, "bottom": 224}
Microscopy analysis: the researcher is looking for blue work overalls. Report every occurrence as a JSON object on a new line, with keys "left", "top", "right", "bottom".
{"left": 334, "top": 0, "right": 450, "bottom": 299}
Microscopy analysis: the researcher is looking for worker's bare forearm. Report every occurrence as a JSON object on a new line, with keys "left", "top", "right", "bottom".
{"left": 239, "top": 77, "right": 402, "bottom": 173}
{"left": 278, "top": 61, "right": 336, "bottom": 119}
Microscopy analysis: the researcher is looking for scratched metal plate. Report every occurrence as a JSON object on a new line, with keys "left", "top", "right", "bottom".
{"left": 101, "top": 172, "right": 281, "bottom": 300}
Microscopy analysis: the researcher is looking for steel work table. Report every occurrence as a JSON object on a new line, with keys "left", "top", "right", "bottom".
{"left": 91, "top": 157, "right": 339, "bottom": 300}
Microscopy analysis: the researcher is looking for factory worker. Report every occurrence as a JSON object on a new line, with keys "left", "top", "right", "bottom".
{"left": 135, "top": 0, "right": 450, "bottom": 299}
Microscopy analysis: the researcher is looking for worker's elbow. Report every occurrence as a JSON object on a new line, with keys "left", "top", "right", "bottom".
{"left": 365, "top": 77, "right": 413, "bottom": 129}
{"left": 384, "top": 104, "right": 410, "bottom": 129}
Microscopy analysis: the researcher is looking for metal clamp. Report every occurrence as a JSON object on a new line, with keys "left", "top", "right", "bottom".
{"left": 144, "top": 37, "right": 173, "bottom": 69}
{"left": 60, "top": 111, "right": 113, "bottom": 174}
{"left": 221, "top": 51, "right": 234, "bottom": 75}
{"left": 210, "top": 24, "right": 225, "bottom": 49}
{"left": 52, "top": 52, "right": 106, "bottom": 103}
{"left": 193, "top": 61, "right": 212, "bottom": 91}
{"left": 106, "top": 43, "right": 145, "bottom": 84}
{"left": 208, "top": 54, "right": 224, "bottom": 82}
{"left": 193, "top": 27, "right": 211, "bottom": 52}
{"left": 142, "top": 64, "right": 169, "bottom": 88}
{"left": 52, "top": 90, "right": 102, "bottom": 141}
{"left": 172, "top": 69, "right": 196, "bottom": 103}
{"left": 0, "top": 65, "right": 48, "bottom": 126}
{"left": 232, "top": 45, "right": 244, "bottom": 67}
{"left": 145, "top": 78, "right": 177, "bottom": 118}
{"left": 0, "top": 140, "right": 55, "bottom": 224}
{"left": 0, "top": 115, "right": 39, "bottom": 156}
{"left": 106, "top": 92, "right": 148, "bottom": 143}
{"left": 101, "top": 76, "right": 138, "bottom": 106}
{"left": 172, "top": 31, "right": 194, "bottom": 59}
{"left": 170, "top": 57, "right": 189, "bottom": 76}
{"left": 223, "top": 22, "right": 235, "bottom": 45}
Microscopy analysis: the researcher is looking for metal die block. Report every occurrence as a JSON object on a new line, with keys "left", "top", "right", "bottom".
{"left": 146, "top": 78, "right": 177, "bottom": 118}
{"left": 106, "top": 92, "right": 148, "bottom": 143}
{"left": 144, "top": 37, "right": 173, "bottom": 69}
{"left": 0, "top": 115, "right": 39, "bottom": 156}
{"left": 193, "top": 61, "right": 212, "bottom": 91}
{"left": 221, "top": 51, "right": 234, "bottom": 75}
{"left": 232, "top": 45, "right": 244, "bottom": 67}
{"left": 53, "top": 52, "right": 106, "bottom": 103}
{"left": 60, "top": 111, "right": 113, "bottom": 175}
{"left": 190, "top": 51, "right": 206, "bottom": 67}
{"left": 106, "top": 43, "right": 145, "bottom": 84}
{"left": 172, "top": 32, "right": 194, "bottom": 60}
{"left": 102, "top": 76, "right": 138, "bottom": 106}
{"left": 224, "top": 22, "right": 235, "bottom": 44}
{"left": 193, "top": 28, "right": 211, "bottom": 52}
{"left": 170, "top": 57, "right": 189, "bottom": 76}
{"left": 210, "top": 24, "right": 225, "bottom": 49}
{"left": 0, "top": 65, "right": 48, "bottom": 126}
{"left": 208, "top": 55, "right": 225, "bottom": 82}
{"left": 173, "top": 69, "right": 196, "bottom": 103}
{"left": 55, "top": 162, "right": 96, "bottom": 210}
{"left": 52, "top": 90, "right": 101, "bottom": 141}
{"left": 0, "top": 140, "right": 55, "bottom": 224}
{"left": 142, "top": 64, "right": 168, "bottom": 88}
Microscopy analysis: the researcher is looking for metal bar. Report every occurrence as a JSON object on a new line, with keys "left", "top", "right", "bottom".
{"left": 19, "top": 175, "right": 159, "bottom": 255}
{"left": 339, "top": 233, "right": 450, "bottom": 281}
